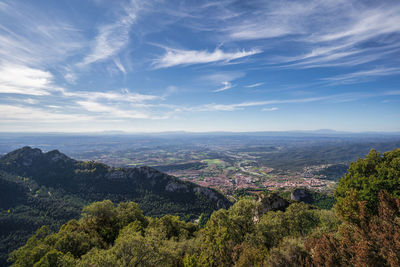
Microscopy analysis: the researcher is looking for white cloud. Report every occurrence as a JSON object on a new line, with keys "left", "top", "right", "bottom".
{"left": 262, "top": 107, "right": 278, "bottom": 111}
{"left": 214, "top": 81, "right": 233, "bottom": 92}
{"left": 113, "top": 58, "right": 126, "bottom": 74}
{"left": 228, "top": 22, "right": 293, "bottom": 40}
{"left": 76, "top": 100, "right": 147, "bottom": 119}
{"left": 245, "top": 82, "right": 264, "bottom": 88}
{"left": 63, "top": 70, "right": 77, "bottom": 84}
{"left": 0, "top": 63, "right": 55, "bottom": 95}
{"left": 203, "top": 71, "right": 245, "bottom": 83}
{"left": 190, "top": 96, "right": 329, "bottom": 112}
{"left": 62, "top": 89, "right": 159, "bottom": 103}
{"left": 189, "top": 90, "right": 400, "bottom": 112}
{"left": 0, "top": 1, "right": 85, "bottom": 94}
{"left": 278, "top": 3, "right": 400, "bottom": 68}
{"left": 0, "top": 104, "right": 93, "bottom": 122}
{"left": 153, "top": 47, "right": 261, "bottom": 68}
{"left": 76, "top": 100, "right": 171, "bottom": 120}
{"left": 225, "top": 1, "right": 317, "bottom": 41}
{"left": 322, "top": 67, "right": 400, "bottom": 85}
{"left": 197, "top": 0, "right": 400, "bottom": 70}
{"left": 24, "top": 98, "right": 38, "bottom": 104}
{"left": 195, "top": 103, "right": 238, "bottom": 112}
{"left": 317, "top": 7, "right": 400, "bottom": 43}
{"left": 0, "top": 2, "right": 83, "bottom": 67}
{"left": 384, "top": 90, "right": 400, "bottom": 96}
{"left": 79, "top": 2, "right": 139, "bottom": 66}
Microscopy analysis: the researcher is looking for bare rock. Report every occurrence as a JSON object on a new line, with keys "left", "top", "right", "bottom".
{"left": 165, "top": 182, "right": 189, "bottom": 192}
{"left": 291, "top": 188, "right": 313, "bottom": 203}
{"left": 254, "top": 193, "right": 289, "bottom": 222}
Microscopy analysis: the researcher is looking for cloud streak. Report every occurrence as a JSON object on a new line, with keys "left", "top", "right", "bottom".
{"left": 179, "top": 0, "right": 400, "bottom": 70}
{"left": 0, "top": 104, "right": 94, "bottom": 122}
{"left": 322, "top": 67, "right": 400, "bottom": 85}
{"left": 245, "top": 82, "right": 264, "bottom": 88}
{"left": 76, "top": 100, "right": 149, "bottom": 119}
{"left": 214, "top": 81, "right": 233, "bottom": 92}
{"left": 0, "top": 2, "right": 83, "bottom": 67}
{"left": 188, "top": 90, "right": 400, "bottom": 112}
{"left": 153, "top": 47, "right": 261, "bottom": 68}
{"left": 79, "top": 2, "right": 139, "bottom": 66}
{"left": 262, "top": 107, "right": 278, "bottom": 111}
{"left": 190, "top": 96, "right": 329, "bottom": 112}
{"left": 62, "top": 89, "right": 159, "bottom": 103}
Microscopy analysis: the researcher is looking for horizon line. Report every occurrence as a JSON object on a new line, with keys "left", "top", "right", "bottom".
{"left": 1, "top": 129, "right": 400, "bottom": 135}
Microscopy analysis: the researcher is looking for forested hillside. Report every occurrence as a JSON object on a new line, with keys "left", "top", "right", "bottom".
{"left": 7, "top": 147, "right": 400, "bottom": 267}
{"left": 0, "top": 147, "right": 230, "bottom": 266}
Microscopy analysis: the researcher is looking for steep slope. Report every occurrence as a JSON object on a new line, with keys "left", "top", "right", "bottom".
{"left": 0, "top": 146, "right": 230, "bottom": 214}
{"left": 0, "top": 146, "right": 231, "bottom": 266}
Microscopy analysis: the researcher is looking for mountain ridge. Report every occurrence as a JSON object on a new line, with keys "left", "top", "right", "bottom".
{"left": 0, "top": 146, "right": 231, "bottom": 266}
{"left": 0, "top": 146, "right": 231, "bottom": 213}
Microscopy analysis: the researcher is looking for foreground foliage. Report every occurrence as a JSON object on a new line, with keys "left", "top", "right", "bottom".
{"left": 9, "top": 198, "right": 324, "bottom": 266}
{"left": 8, "top": 148, "right": 400, "bottom": 266}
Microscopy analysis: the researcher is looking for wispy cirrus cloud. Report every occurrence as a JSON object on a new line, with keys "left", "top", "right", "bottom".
{"left": 76, "top": 100, "right": 149, "bottom": 119}
{"left": 203, "top": 71, "right": 245, "bottom": 83}
{"left": 269, "top": 2, "right": 400, "bottom": 68}
{"left": 63, "top": 88, "right": 170, "bottom": 120}
{"left": 62, "top": 89, "right": 159, "bottom": 103}
{"left": 79, "top": 1, "right": 140, "bottom": 67}
{"left": 262, "top": 107, "right": 278, "bottom": 111}
{"left": 188, "top": 90, "right": 400, "bottom": 112}
{"left": 153, "top": 47, "right": 261, "bottom": 68}
{"left": 322, "top": 67, "right": 400, "bottom": 85}
{"left": 245, "top": 82, "right": 264, "bottom": 88}
{"left": 190, "top": 96, "right": 329, "bottom": 112}
{"left": 182, "top": 0, "right": 400, "bottom": 70}
{"left": 202, "top": 71, "right": 244, "bottom": 92}
{"left": 214, "top": 81, "right": 234, "bottom": 92}
{"left": 0, "top": 104, "right": 94, "bottom": 123}
{"left": 0, "top": 2, "right": 83, "bottom": 67}
{"left": 0, "top": 1, "right": 86, "bottom": 91}
{"left": 74, "top": 98, "right": 177, "bottom": 120}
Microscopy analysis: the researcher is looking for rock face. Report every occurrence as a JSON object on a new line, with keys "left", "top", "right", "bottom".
{"left": 254, "top": 193, "right": 290, "bottom": 222}
{"left": 165, "top": 181, "right": 189, "bottom": 193}
{"left": 291, "top": 188, "right": 313, "bottom": 203}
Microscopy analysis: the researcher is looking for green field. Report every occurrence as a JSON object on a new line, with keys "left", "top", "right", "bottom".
{"left": 202, "top": 159, "right": 226, "bottom": 167}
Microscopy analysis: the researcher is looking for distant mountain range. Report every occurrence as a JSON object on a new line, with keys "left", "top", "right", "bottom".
{"left": 0, "top": 147, "right": 231, "bottom": 266}
{"left": 1, "top": 130, "right": 400, "bottom": 136}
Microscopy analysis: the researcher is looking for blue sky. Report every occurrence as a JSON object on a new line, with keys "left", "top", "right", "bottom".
{"left": 0, "top": 0, "right": 399, "bottom": 132}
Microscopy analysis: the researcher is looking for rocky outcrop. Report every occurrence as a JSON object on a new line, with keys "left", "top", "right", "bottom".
{"left": 254, "top": 193, "right": 289, "bottom": 222}
{"left": 291, "top": 188, "right": 313, "bottom": 203}
{"left": 165, "top": 182, "right": 189, "bottom": 193}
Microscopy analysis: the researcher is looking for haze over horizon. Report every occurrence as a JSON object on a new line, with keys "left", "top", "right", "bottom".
{"left": 1, "top": 0, "right": 399, "bottom": 132}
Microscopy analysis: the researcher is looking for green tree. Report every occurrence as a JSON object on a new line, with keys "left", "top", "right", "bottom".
{"left": 116, "top": 201, "right": 147, "bottom": 230}
{"left": 81, "top": 200, "right": 118, "bottom": 243}
{"left": 196, "top": 199, "right": 258, "bottom": 266}
{"left": 9, "top": 226, "right": 52, "bottom": 266}
{"left": 335, "top": 148, "right": 400, "bottom": 221}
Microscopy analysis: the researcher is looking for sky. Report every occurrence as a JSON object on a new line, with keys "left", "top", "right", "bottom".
{"left": 0, "top": 0, "right": 399, "bottom": 133}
